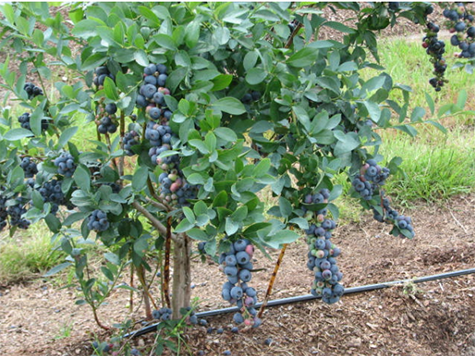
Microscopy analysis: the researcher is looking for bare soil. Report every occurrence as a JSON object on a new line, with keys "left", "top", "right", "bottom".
{"left": 1, "top": 194, "right": 474, "bottom": 356}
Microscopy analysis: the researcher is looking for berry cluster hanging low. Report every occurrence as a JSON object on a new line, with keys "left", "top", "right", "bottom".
{"left": 219, "top": 239, "right": 262, "bottom": 328}
{"left": 303, "top": 189, "right": 344, "bottom": 304}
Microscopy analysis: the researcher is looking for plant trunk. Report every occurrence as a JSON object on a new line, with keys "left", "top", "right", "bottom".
{"left": 171, "top": 234, "right": 191, "bottom": 319}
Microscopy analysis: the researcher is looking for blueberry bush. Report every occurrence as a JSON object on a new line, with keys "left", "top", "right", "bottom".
{"left": 0, "top": 2, "right": 471, "bottom": 334}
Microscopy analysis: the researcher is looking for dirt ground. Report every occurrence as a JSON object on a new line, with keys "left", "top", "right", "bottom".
{"left": 1, "top": 194, "right": 474, "bottom": 356}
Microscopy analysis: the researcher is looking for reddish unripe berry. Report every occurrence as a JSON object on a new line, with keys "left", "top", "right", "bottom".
{"left": 422, "top": 42, "right": 429, "bottom": 48}
{"left": 170, "top": 182, "right": 181, "bottom": 192}
{"left": 245, "top": 244, "right": 254, "bottom": 257}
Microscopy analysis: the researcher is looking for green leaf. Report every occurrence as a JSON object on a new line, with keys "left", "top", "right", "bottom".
{"left": 394, "top": 124, "right": 418, "bottom": 137}
{"left": 188, "top": 139, "right": 209, "bottom": 154}
{"left": 45, "top": 214, "right": 61, "bottom": 233}
{"left": 253, "top": 158, "right": 271, "bottom": 177}
{"left": 58, "top": 127, "right": 78, "bottom": 148}
{"left": 74, "top": 165, "right": 91, "bottom": 192}
{"left": 278, "top": 197, "right": 293, "bottom": 218}
{"left": 187, "top": 228, "right": 208, "bottom": 241}
{"left": 245, "top": 68, "right": 267, "bottom": 85}
{"left": 264, "top": 230, "right": 300, "bottom": 249}
{"left": 457, "top": 89, "right": 467, "bottom": 109}
{"left": 425, "top": 92, "right": 435, "bottom": 115}
{"left": 132, "top": 166, "right": 149, "bottom": 191}
{"left": 289, "top": 217, "right": 309, "bottom": 230}
{"left": 187, "top": 173, "right": 205, "bottom": 185}
{"left": 44, "top": 262, "right": 72, "bottom": 277}
{"left": 3, "top": 128, "right": 33, "bottom": 141}
{"left": 182, "top": 207, "right": 195, "bottom": 224}
{"left": 153, "top": 34, "right": 177, "bottom": 51}
{"left": 104, "top": 252, "right": 120, "bottom": 265}
{"left": 225, "top": 217, "right": 239, "bottom": 236}
{"left": 175, "top": 218, "right": 194, "bottom": 233}
{"left": 324, "top": 21, "right": 355, "bottom": 34}
{"left": 231, "top": 206, "right": 248, "bottom": 222}
{"left": 315, "top": 77, "right": 340, "bottom": 95}
{"left": 364, "top": 101, "right": 381, "bottom": 123}
{"left": 103, "top": 77, "right": 119, "bottom": 101}
{"left": 185, "top": 20, "right": 200, "bottom": 48}
{"left": 327, "top": 203, "right": 339, "bottom": 221}
{"left": 63, "top": 212, "right": 89, "bottom": 227}
{"left": 410, "top": 107, "right": 425, "bottom": 123}
{"left": 243, "top": 51, "right": 258, "bottom": 72}
{"left": 138, "top": 6, "right": 160, "bottom": 26}
{"left": 213, "top": 97, "right": 246, "bottom": 115}
{"left": 211, "top": 74, "right": 233, "bottom": 91}
{"left": 71, "top": 19, "right": 99, "bottom": 38}
{"left": 214, "top": 127, "right": 237, "bottom": 142}
{"left": 134, "top": 50, "right": 149, "bottom": 67}
{"left": 213, "top": 190, "right": 228, "bottom": 207}
{"left": 425, "top": 120, "right": 447, "bottom": 134}
{"left": 287, "top": 47, "right": 319, "bottom": 68}
{"left": 337, "top": 61, "right": 358, "bottom": 72}
{"left": 101, "top": 266, "right": 114, "bottom": 281}
{"left": 333, "top": 131, "right": 360, "bottom": 156}
{"left": 361, "top": 76, "right": 386, "bottom": 95}
{"left": 167, "top": 67, "right": 188, "bottom": 93}
{"left": 213, "top": 26, "right": 230, "bottom": 45}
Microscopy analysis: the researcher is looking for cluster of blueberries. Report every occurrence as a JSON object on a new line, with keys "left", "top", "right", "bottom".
{"left": 0, "top": 189, "right": 30, "bottom": 231}
{"left": 23, "top": 82, "right": 43, "bottom": 99}
{"left": 123, "top": 130, "right": 140, "bottom": 156}
{"left": 444, "top": 5, "right": 475, "bottom": 58}
{"left": 351, "top": 159, "right": 390, "bottom": 200}
{"left": 151, "top": 306, "right": 205, "bottom": 327}
{"left": 6, "top": 203, "right": 30, "bottom": 229}
{"left": 241, "top": 91, "right": 261, "bottom": 105}
{"left": 92, "top": 68, "right": 119, "bottom": 135}
{"left": 353, "top": 160, "right": 415, "bottom": 238}
{"left": 218, "top": 239, "right": 262, "bottom": 328}
{"left": 53, "top": 152, "right": 77, "bottom": 178}
{"left": 422, "top": 22, "right": 447, "bottom": 92}
{"left": 303, "top": 188, "right": 344, "bottom": 304}
{"left": 18, "top": 112, "right": 49, "bottom": 132}
{"left": 91, "top": 341, "right": 141, "bottom": 355}
{"left": 20, "top": 157, "right": 38, "bottom": 178}
{"left": 87, "top": 209, "right": 110, "bottom": 232}
{"left": 93, "top": 65, "right": 116, "bottom": 88}
{"left": 98, "top": 116, "right": 118, "bottom": 134}
{"left": 136, "top": 63, "right": 198, "bottom": 207}
{"left": 38, "top": 179, "right": 70, "bottom": 215}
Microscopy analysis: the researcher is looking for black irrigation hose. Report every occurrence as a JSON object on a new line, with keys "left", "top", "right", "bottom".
{"left": 124, "top": 267, "right": 475, "bottom": 339}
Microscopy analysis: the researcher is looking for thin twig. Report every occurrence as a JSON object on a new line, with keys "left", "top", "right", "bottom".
{"left": 449, "top": 210, "right": 468, "bottom": 234}
{"left": 258, "top": 244, "right": 288, "bottom": 319}
{"left": 132, "top": 201, "right": 177, "bottom": 242}
{"left": 147, "top": 177, "right": 173, "bottom": 211}
{"left": 145, "top": 196, "right": 168, "bottom": 211}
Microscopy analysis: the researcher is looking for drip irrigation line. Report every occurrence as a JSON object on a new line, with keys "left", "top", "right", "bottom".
{"left": 124, "top": 267, "right": 475, "bottom": 339}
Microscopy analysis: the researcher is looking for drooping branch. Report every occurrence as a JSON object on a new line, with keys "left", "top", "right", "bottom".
{"left": 132, "top": 201, "right": 178, "bottom": 243}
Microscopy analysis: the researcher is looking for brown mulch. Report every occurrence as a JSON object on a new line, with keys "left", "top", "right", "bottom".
{"left": 1, "top": 194, "right": 474, "bottom": 356}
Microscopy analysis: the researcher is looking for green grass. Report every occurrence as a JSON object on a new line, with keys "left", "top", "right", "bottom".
{"left": 380, "top": 128, "right": 475, "bottom": 205}
{"left": 363, "top": 36, "right": 475, "bottom": 125}
{"left": 0, "top": 222, "right": 65, "bottom": 284}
